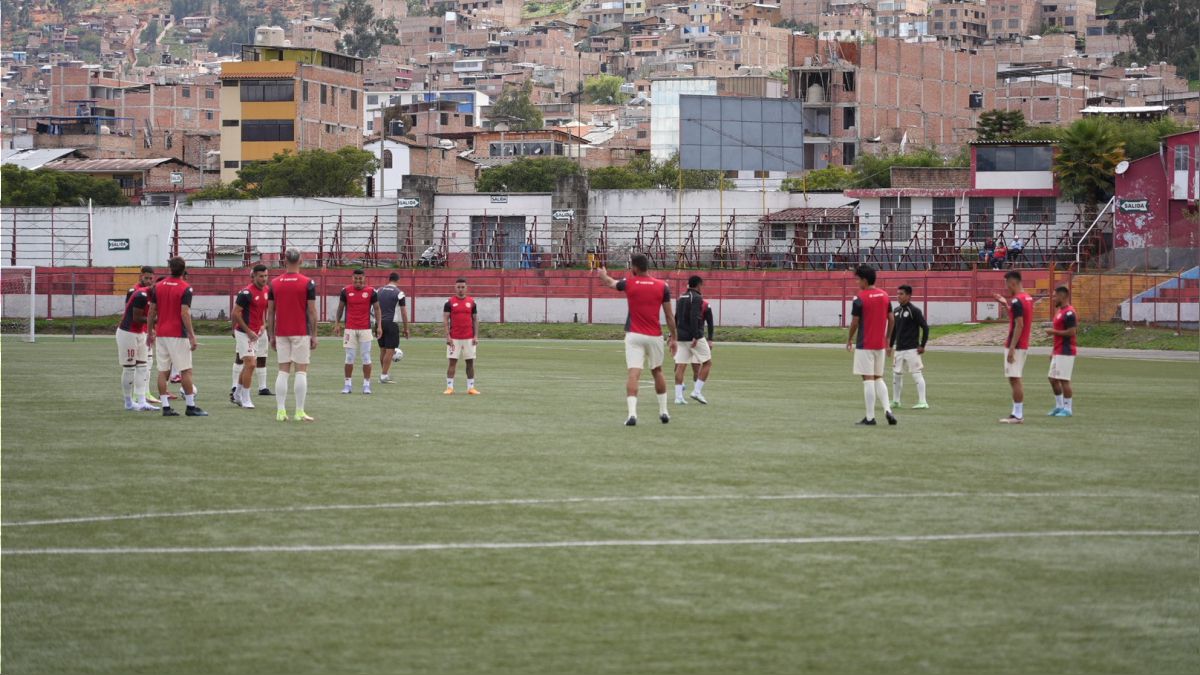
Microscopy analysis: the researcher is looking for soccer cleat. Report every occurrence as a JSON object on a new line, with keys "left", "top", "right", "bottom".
{"left": 912, "top": 402, "right": 930, "bottom": 410}
{"left": 124, "top": 400, "right": 136, "bottom": 411}
{"left": 690, "top": 392, "right": 708, "bottom": 405}
{"left": 136, "top": 402, "right": 160, "bottom": 412}
{"left": 1053, "top": 408, "right": 1073, "bottom": 417}
{"left": 185, "top": 406, "right": 208, "bottom": 417}
{"left": 258, "top": 388, "right": 272, "bottom": 396}
{"left": 624, "top": 416, "right": 637, "bottom": 426}
{"left": 380, "top": 374, "right": 392, "bottom": 383}
{"left": 660, "top": 413, "right": 670, "bottom": 424}
{"left": 890, "top": 400, "right": 901, "bottom": 408}
{"left": 145, "top": 393, "right": 161, "bottom": 405}
{"left": 241, "top": 398, "right": 255, "bottom": 409}
{"left": 294, "top": 411, "right": 314, "bottom": 422}
{"left": 885, "top": 411, "right": 898, "bottom": 426}
{"left": 162, "top": 407, "right": 180, "bottom": 417}
{"left": 999, "top": 415, "right": 1024, "bottom": 424}
{"left": 674, "top": 397, "right": 687, "bottom": 405}
{"left": 276, "top": 409, "right": 289, "bottom": 422}
{"left": 467, "top": 387, "right": 481, "bottom": 395}
{"left": 341, "top": 384, "right": 353, "bottom": 394}
{"left": 363, "top": 383, "right": 372, "bottom": 395}
{"left": 1047, "top": 407, "right": 1063, "bottom": 416}
{"left": 230, "top": 387, "right": 237, "bottom": 404}
{"left": 443, "top": 387, "right": 454, "bottom": 395}
{"left": 855, "top": 417, "right": 877, "bottom": 426}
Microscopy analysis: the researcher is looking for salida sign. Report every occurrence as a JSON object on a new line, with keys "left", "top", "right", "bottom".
{"left": 107, "top": 238, "right": 131, "bottom": 251}
{"left": 1118, "top": 199, "right": 1150, "bottom": 213}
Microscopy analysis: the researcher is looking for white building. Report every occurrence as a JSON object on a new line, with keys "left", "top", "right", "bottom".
{"left": 362, "top": 89, "right": 491, "bottom": 136}
{"left": 363, "top": 138, "right": 413, "bottom": 198}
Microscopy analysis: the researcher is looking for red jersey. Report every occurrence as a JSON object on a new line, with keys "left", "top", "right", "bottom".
{"left": 119, "top": 285, "right": 150, "bottom": 334}
{"left": 616, "top": 275, "right": 670, "bottom": 336}
{"left": 852, "top": 287, "right": 891, "bottom": 350}
{"left": 1006, "top": 292, "right": 1034, "bottom": 350}
{"left": 1052, "top": 304, "right": 1077, "bottom": 356}
{"left": 339, "top": 285, "right": 378, "bottom": 330}
{"left": 269, "top": 272, "right": 316, "bottom": 337}
{"left": 444, "top": 295, "right": 477, "bottom": 339}
{"left": 150, "top": 277, "right": 193, "bottom": 338}
{"left": 234, "top": 283, "right": 269, "bottom": 334}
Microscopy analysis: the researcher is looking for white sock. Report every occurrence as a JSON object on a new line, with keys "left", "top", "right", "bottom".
{"left": 257, "top": 367, "right": 267, "bottom": 389}
{"left": 276, "top": 371, "right": 289, "bottom": 411}
{"left": 657, "top": 393, "right": 668, "bottom": 415}
{"left": 242, "top": 387, "right": 252, "bottom": 405}
{"left": 675, "top": 384, "right": 684, "bottom": 398}
{"left": 121, "top": 367, "right": 135, "bottom": 401}
{"left": 467, "top": 378, "right": 475, "bottom": 388}
{"left": 134, "top": 363, "right": 149, "bottom": 401}
{"left": 185, "top": 392, "right": 195, "bottom": 407}
{"left": 863, "top": 381, "right": 876, "bottom": 420}
{"left": 626, "top": 395, "right": 637, "bottom": 419}
{"left": 295, "top": 372, "right": 308, "bottom": 411}
{"left": 344, "top": 378, "right": 352, "bottom": 387}
{"left": 913, "top": 372, "right": 927, "bottom": 404}
{"left": 232, "top": 362, "right": 241, "bottom": 389}
{"left": 875, "top": 380, "right": 892, "bottom": 414}
{"left": 694, "top": 379, "right": 705, "bottom": 394}
{"left": 446, "top": 377, "right": 454, "bottom": 389}
{"left": 892, "top": 373, "right": 903, "bottom": 402}
{"left": 1055, "top": 393, "right": 1065, "bottom": 408}
{"left": 1064, "top": 397, "right": 1072, "bottom": 412}
{"left": 1013, "top": 402, "right": 1024, "bottom": 418}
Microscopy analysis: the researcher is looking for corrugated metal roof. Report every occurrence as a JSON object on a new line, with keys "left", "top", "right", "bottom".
{"left": 44, "top": 158, "right": 174, "bottom": 172}
{"left": 761, "top": 207, "right": 856, "bottom": 223}
{"left": 218, "top": 72, "right": 296, "bottom": 80}
{"left": 1, "top": 147, "right": 77, "bottom": 169}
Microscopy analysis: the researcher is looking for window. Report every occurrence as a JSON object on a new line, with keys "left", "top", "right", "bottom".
{"left": 969, "top": 197, "right": 993, "bottom": 241}
{"left": 368, "top": 94, "right": 379, "bottom": 105}
{"left": 331, "top": 87, "right": 336, "bottom": 106}
{"left": 320, "top": 84, "right": 327, "bottom": 104}
{"left": 842, "top": 72, "right": 855, "bottom": 92}
{"left": 240, "top": 80, "right": 294, "bottom": 102}
{"left": 770, "top": 223, "right": 788, "bottom": 241}
{"left": 934, "top": 21, "right": 943, "bottom": 30}
{"left": 975, "top": 145, "right": 1053, "bottom": 172}
{"left": 205, "top": 88, "right": 214, "bottom": 99}
{"left": 932, "top": 197, "right": 956, "bottom": 225}
{"left": 182, "top": 86, "right": 191, "bottom": 98}
{"left": 303, "top": 81, "right": 309, "bottom": 102}
{"left": 241, "top": 120, "right": 295, "bottom": 142}
{"left": 1009, "top": 18, "right": 1019, "bottom": 28}
{"left": 182, "top": 108, "right": 192, "bottom": 121}
{"left": 382, "top": 149, "right": 393, "bottom": 168}
{"left": 1064, "top": 16, "right": 1074, "bottom": 26}
{"left": 992, "top": 20, "right": 1003, "bottom": 29}
{"left": 222, "top": 119, "right": 240, "bottom": 127}
{"left": 351, "top": 90, "right": 357, "bottom": 110}
{"left": 949, "top": 21, "right": 957, "bottom": 29}
{"left": 1014, "top": 196, "right": 1055, "bottom": 224}
{"left": 223, "top": 160, "right": 239, "bottom": 168}
{"left": 205, "top": 110, "right": 213, "bottom": 120}
{"left": 881, "top": 197, "right": 911, "bottom": 240}
{"left": 1174, "top": 145, "right": 1190, "bottom": 171}
{"left": 440, "top": 112, "right": 449, "bottom": 125}
{"left": 843, "top": 142, "right": 856, "bottom": 165}
{"left": 843, "top": 107, "right": 856, "bottom": 129}
{"left": 949, "top": 9, "right": 957, "bottom": 16}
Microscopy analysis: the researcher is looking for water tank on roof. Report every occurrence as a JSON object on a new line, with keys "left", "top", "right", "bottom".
{"left": 806, "top": 83, "right": 824, "bottom": 103}
{"left": 255, "top": 26, "right": 286, "bottom": 47}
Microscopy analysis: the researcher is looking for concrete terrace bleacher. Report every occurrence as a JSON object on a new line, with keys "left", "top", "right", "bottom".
{"left": 1120, "top": 267, "right": 1200, "bottom": 327}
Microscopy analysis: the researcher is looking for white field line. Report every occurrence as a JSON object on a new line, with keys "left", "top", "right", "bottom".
{"left": 4, "top": 492, "right": 1196, "bottom": 528}
{"left": 3, "top": 530, "right": 1196, "bottom": 556}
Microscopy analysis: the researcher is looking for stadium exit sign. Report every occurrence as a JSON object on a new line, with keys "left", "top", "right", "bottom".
{"left": 107, "top": 239, "right": 130, "bottom": 251}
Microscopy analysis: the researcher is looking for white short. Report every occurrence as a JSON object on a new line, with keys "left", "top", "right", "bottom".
{"left": 235, "top": 330, "right": 268, "bottom": 359}
{"left": 893, "top": 348, "right": 924, "bottom": 374}
{"left": 277, "top": 335, "right": 312, "bottom": 365}
{"left": 116, "top": 328, "right": 148, "bottom": 366}
{"left": 1004, "top": 349, "right": 1028, "bottom": 378}
{"left": 447, "top": 338, "right": 477, "bottom": 360}
{"left": 1048, "top": 355, "right": 1075, "bottom": 381}
{"left": 155, "top": 336, "right": 192, "bottom": 373}
{"left": 674, "top": 338, "right": 712, "bottom": 365}
{"left": 853, "top": 349, "right": 886, "bottom": 377}
{"left": 342, "top": 328, "right": 374, "bottom": 349}
{"left": 625, "top": 332, "right": 665, "bottom": 370}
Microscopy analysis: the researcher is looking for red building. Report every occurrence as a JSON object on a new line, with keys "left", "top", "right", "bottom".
{"left": 1113, "top": 130, "right": 1199, "bottom": 269}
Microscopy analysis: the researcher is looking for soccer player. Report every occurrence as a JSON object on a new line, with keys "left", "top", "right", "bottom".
{"left": 128, "top": 266, "right": 161, "bottom": 406}
{"left": 994, "top": 270, "right": 1033, "bottom": 424}
{"left": 845, "top": 264, "right": 896, "bottom": 426}
{"left": 596, "top": 253, "right": 678, "bottom": 426}
{"left": 673, "top": 275, "right": 712, "bottom": 405}
{"left": 376, "top": 272, "right": 410, "bottom": 383}
{"left": 443, "top": 278, "right": 480, "bottom": 395}
{"left": 1044, "top": 285, "right": 1078, "bottom": 417}
{"left": 230, "top": 264, "right": 270, "bottom": 408}
{"left": 889, "top": 284, "right": 930, "bottom": 409}
{"left": 692, "top": 295, "right": 715, "bottom": 401}
{"left": 267, "top": 248, "right": 318, "bottom": 422}
{"left": 334, "top": 269, "right": 382, "bottom": 394}
{"left": 116, "top": 268, "right": 157, "bottom": 411}
{"left": 147, "top": 257, "right": 207, "bottom": 417}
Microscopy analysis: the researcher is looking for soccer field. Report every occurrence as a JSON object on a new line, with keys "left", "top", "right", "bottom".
{"left": 2, "top": 335, "right": 1198, "bottom": 674}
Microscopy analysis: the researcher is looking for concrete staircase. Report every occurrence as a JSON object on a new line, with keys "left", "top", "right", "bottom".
{"left": 1069, "top": 272, "right": 1181, "bottom": 323}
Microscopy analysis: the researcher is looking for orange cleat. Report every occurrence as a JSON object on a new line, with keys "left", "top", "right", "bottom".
{"left": 467, "top": 387, "right": 481, "bottom": 395}
{"left": 443, "top": 388, "right": 454, "bottom": 395}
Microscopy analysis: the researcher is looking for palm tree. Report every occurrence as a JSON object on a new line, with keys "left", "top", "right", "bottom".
{"left": 1053, "top": 118, "right": 1125, "bottom": 209}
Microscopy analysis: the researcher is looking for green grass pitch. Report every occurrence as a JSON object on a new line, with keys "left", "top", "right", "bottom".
{"left": 1, "top": 335, "right": 1197, "bottom": 674}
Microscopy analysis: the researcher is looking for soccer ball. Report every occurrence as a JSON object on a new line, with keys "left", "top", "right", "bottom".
{"left": 393, "top": 349, "right": 404, "bottom": 362}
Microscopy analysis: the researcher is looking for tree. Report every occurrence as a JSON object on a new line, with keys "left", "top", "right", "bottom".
{"left": 0, "top": 165, "right": 128, "bottom": 207}
{"left": 335, "top": 0, "right": 399, "bottom": 59}
{"left": 853, "top": 148, "right": 955, "bottom": 189}
{"left": 588, "top": 153, "right": 730, "bottom": 190}
{"left": 186, "top": 182, "right": 251, "bottom": 204}
{"left": 588, "top": 165, "right": 656, "bottom": 189}
{"left": 51, "top": 0, "right": 79, "bottom": 23}
{"left": 170, "top": 0, "right": 208, "bottom": 19}
{"left": 779, "top": 165, "right": 857, "bottom": 192}
{"left": 976, "top": 110, "right": 1027, "bottom": 142}
{"left": 583, "top": 75, "right": 629, "bottom": 104}
{"left": 489, "top": 81, "right": 544, "bottom": 131}
{"left": 236, "top": 148, "right": 379, "bottom": 198}
{"left": 1112, "top": 0, "right": 1200, "bottom": 83}
{"left": 1053, "top": 118, "right": 1125, "bottom": 206}
{"left": 476, "top": 157, "right": 582, "bottom": 192}
{"left": 141, "top": 21, "right": 160, "bottom": 46}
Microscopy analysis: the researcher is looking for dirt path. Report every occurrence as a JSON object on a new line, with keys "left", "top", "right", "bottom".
{"left": 930, "top": 323, "right": 1010, "bottom": 347}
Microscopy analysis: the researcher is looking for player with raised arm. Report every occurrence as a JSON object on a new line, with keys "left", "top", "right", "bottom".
{"left": 595, "top": 253, "right": 678, "bottom": 426}
{"left": 443, "top": 278, "right": 480, "bottom": 395}
{"left": 267, "top": 249, "right": 319, "bottom": 422}
{"left": 147, "top": 257, "right": 207, "bottom": 417}
{"left": 846, "top": 264, "right": 896, "bottom": 426}
{"left": 996, "top": 270, "right": 1033, "bottom": 424}
{"left": 376, "top": 272, "right": 410, "bottom": 383}
{"left": 889, "top": 284, "right": 930, "bottom": 409}
{"left": 116, "top": 267, "right": 157, "bottom": 411}
{"left": 230, "top": 264, "right": 269, "bottom": 409}
{"left": 673, "top": 275, "right": 712, "bottom": 405}
{"left": 1044, "top": 285, "right": 1079, "bottom": 417}
{"left": 691, "top": 292, "right": 715, "bottom": 402}
{"left": 334, "top": 269, "right": 382, "bottom": 395}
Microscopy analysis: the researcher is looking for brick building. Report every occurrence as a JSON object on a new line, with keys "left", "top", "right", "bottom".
{"left": 928, "top": 0, "right": 988, "bottom": 47}
{"left": 986, "top": 0, "right": 1039, "bottom": 39}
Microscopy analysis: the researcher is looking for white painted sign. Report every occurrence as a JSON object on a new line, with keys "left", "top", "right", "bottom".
{"left": 170, "top": 172, "right": 184, "bottom": 184}
{"left": 397, "top": 198, "right": 421, "bottom": 208}
{"left": 490, "top": 195, "right": 508, "bottom": 204}
{"left": 552, "top": 209, "right": 575, "bottom": 220}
